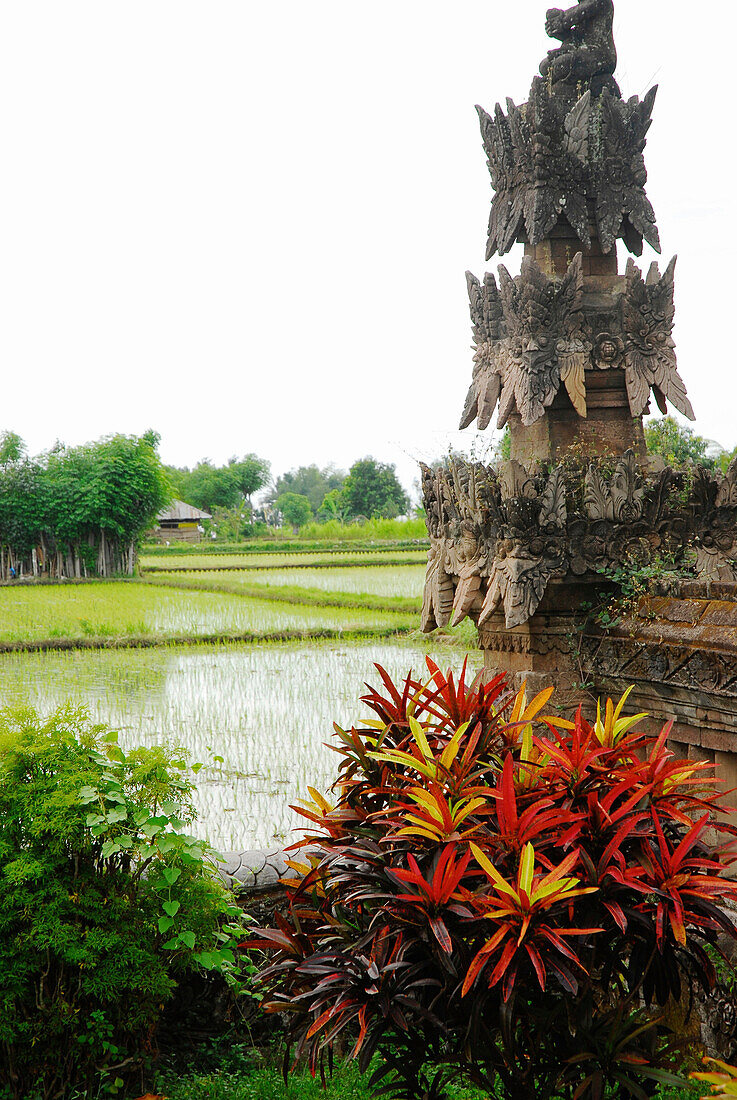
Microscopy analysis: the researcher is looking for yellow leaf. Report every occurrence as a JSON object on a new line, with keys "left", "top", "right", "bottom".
{"left": 518, "top": 842, "right": 535, "bottom": 897}
{"left": 440, "top": 723, "right": 469, "bottom": 770}
{"left": 453, "top": 797, "right": 488, "bottom": 825}
{"left": 521, "top": 686, "right": 555, "bottom": 723}
{"left": 612, "top": 685, "right": 635, "bottom": 725}
{"left": 470, "top": 843, "right": 518, "bottom": 900}
{"left": 510, "top": 684, "right": 527, "bottom": 724}
{"left": 307, "top": 787, "right": 332, "bottom": 814}
{"left": 409, "top": 716, "right": 433, "bottom": 763}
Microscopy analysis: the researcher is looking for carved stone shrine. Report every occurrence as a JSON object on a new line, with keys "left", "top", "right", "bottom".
{"left": 421, "top": 0, "right": 737, "bottom": 785}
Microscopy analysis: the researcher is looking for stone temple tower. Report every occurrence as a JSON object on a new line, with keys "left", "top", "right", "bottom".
{"left": 421, "top": 0, "right": 737, "bottom": 730}
{"left": 459, "top": 0, "right": 693, "bottom": 467}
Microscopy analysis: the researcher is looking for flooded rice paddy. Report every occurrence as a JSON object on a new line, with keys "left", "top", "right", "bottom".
{"left": 155, "top": 564, "right": 427, "bottom": 599}
{"left": 0, "top": 639, "right": 482, "bottom": 851}
{"left": 141, "top": 550, "right": 428, "bottom": 571}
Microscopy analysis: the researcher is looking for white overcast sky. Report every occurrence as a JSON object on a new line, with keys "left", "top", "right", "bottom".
{"left": 0, "top": 1, "right": 734, "bottom": 497}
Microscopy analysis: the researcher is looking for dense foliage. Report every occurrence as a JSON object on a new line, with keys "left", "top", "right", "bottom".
{"left": 253, "top": 663, "right": 737, "bottom": 1100}
{"left": 165, "top": 455, "right": 270, "bottom": 515}
{"left": 0, "top": 706, "right": 252, "bottom": 1100}
{"left": 643, "top": 416, "right": 737, "bottom": 471}
{"left": 266, "top": 460, "right": 410, "bottom": 525}
{"left": 342, "top": 459, "right": 410, "bottom": 520}
{"left": 0, "top": 433, "right": 170, "bottom": 580}
{"left": 268, "top": 465, "right": 347, "bottom": 515}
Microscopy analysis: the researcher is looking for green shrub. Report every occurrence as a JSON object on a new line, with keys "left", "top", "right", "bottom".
{"left": 0, "top": 705, "right": 252, "bottom": 1100}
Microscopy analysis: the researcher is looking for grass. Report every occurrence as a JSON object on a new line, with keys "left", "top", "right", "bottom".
{"left": 142, "top": 536, "right": 429, "bottom": 558}
{"left": 0, "top": 581, "right": 415, "bottom": 648}
{"left": 156, "top": 1059, "right": 490, "bottom": 1100}
{"left": 153, "top": 1053, "right": 701, "bottom": 1100}
{"left": 145, "top": 575, "right": 421, "bottom": 615}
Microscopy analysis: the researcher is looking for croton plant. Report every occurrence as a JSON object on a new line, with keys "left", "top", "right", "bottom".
{"left": 250, "top": 661, "right": 737, "bottom": 1100}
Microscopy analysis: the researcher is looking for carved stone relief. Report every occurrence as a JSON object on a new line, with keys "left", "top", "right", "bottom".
{"left": 460, "top": 255, "right": 694, "bottom": 431}
{"left": 421, "top": 453, "right": 737, "bottom": 633}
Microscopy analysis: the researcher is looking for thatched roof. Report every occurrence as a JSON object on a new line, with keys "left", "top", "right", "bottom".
{"left": 156, "top": 499, "right": 212, "bottom": 522}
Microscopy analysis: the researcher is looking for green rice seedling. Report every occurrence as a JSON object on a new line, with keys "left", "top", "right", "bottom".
{"left": 145, "top": 575, "right": 421, "bottom": 615}
{"left": 0, "top": 582, "right": 414, "bottom": 647}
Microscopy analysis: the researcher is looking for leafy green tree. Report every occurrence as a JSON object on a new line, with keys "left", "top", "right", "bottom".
{"left": 719, "top": 446, "right": 737, "bottom": 474}
{"left": 0, "top": 431, "right": 26, "bottom": 467}
{"left": 0, "top": 459, "right": 44, "bottom": 561}
{"left": 166, "top": 461, "right": 239, "bottom": 513}
{"left": 0, "top": 432, "right": 170, "bottom": 578}
{"left": 342, "top": 458, "right": 409, "bottom": 519}
{"left": 277, "top": 492, "right": 313, "bottom": 531}
{"left": 270, "top": 465, "right": 346, "bottom": 513}
{"left": 227, "top": 454, "right": 271, "bottom": 509}
{"left": 644, "top": 416, "right": 713, "bottom": 468}
{"left": 167, "top": 455, "right": 269, "bottom": 515}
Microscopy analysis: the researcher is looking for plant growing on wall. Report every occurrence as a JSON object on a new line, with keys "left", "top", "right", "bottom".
{"left": 252, "top": 662, "right": 737, "bottom": 1100}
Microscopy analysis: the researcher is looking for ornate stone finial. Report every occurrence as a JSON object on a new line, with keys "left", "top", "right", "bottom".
{"left": 457, "top": 2, "right": 695, "bottom": 462}
{"left": 476, "top": 0, "right": 660, "bottom": 261}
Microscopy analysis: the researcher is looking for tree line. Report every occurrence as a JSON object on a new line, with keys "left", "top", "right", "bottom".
{"left": 0, "top": 431, "right": 169, "bottom": 582}
{"left": 165, "top": 455, "right": 411, "bottom": 533}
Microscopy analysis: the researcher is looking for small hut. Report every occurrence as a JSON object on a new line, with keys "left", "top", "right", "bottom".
{"left": 152, "top": 500, "right": 211, "bottom": 543}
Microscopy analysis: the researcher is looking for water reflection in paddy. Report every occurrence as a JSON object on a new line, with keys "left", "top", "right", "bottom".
{"left": 0, "top": 641, "right": 481, "bottom": 851}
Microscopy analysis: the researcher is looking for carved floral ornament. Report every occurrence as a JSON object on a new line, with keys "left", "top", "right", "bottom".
{"left": 459, "top": 253, "right": 694, "bottom": 432}
{"left": 421, "top": 454, "right": 737, "bottom": 634}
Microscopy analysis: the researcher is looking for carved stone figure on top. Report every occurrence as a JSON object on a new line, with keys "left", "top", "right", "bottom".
{"left": 540, "top": 0, "right": 618, "bottom": 97}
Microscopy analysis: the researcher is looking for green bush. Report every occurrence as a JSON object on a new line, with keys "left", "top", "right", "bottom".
{"left": 298, "top": 517, "right": 427, "bottom": 541}
{"left": 0, "top": 705, "right": 252, "bottom": 1100}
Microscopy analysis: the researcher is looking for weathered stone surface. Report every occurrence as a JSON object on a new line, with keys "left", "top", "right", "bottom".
{"left": 217, "top": 847, "right": 291, "bottom": 893}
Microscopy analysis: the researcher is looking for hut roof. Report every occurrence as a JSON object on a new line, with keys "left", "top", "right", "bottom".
{"left": 157, "top": 499, "right": 212, "bottom": 522}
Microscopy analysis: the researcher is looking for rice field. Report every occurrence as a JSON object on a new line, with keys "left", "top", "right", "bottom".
{"left": 0, "top": 639, "right": 483, "bottom": 850}
{"left": 153, "top": 563, "right": 427, "bottom": 600}
{"left": 0, "top": 545, "right": 484, "bottom": 849}
{"left": 140, "top": 550, "right": 428, "bottom": 571}
{"left": 0, "top": 581, "right": 415, "bottom": 645}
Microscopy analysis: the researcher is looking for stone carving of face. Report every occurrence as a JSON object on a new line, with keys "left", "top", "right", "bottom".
{"left": 478, "top": 538, "right": 553, "bottom": 630}
{"left": 496, "top": 255, "right": 584, "bottom": 428}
